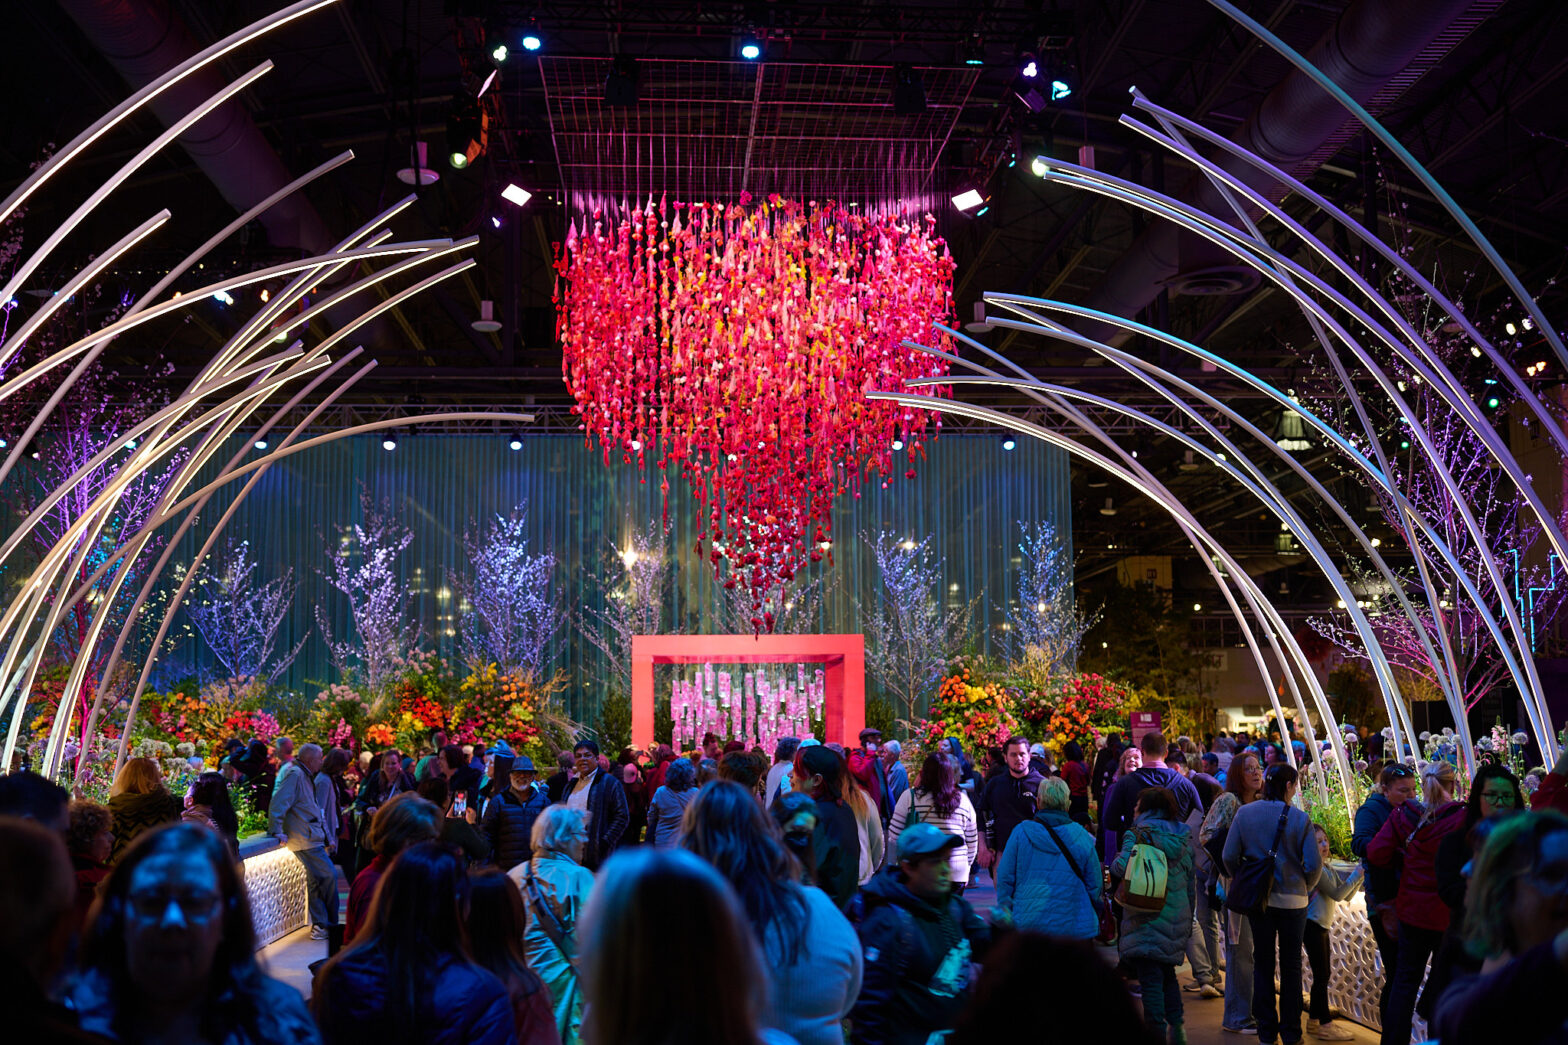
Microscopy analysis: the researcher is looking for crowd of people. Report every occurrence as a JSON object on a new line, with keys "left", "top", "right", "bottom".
{"left": 1, "top": 719, "right": 1566, "bottom": 1045}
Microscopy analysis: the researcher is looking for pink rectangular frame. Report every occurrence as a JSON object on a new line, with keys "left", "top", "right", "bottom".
{"left": 630, "top": 633, "right": 865, "bottom": 749}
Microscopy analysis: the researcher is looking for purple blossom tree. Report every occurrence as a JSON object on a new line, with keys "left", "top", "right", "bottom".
{"left": 449, "top": 505, "right": 559, "bottom": 678}
{"left": 860, "top": 530, "right": 973, "bottom": 721}
{"left": 185, "top": 538, "right": 307, "bottom": 688}
{"left": 316, "top": 493, "right": 419, "bottom": 700}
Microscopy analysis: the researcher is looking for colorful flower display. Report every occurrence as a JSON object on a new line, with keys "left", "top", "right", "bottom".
{"left": 916, "top": 667, "right": 1021, "bottom": 751}
{"left": 558, "top": 196, "right": 956, "bottom": 616}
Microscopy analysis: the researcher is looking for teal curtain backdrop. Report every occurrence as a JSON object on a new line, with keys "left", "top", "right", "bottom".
{"left": 134, "top": 433, "right": 1069, "bottom": 721}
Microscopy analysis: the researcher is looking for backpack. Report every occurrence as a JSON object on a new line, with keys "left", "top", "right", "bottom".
{"left": 1114, "top": 826, "right": 1170, "bottom": 911}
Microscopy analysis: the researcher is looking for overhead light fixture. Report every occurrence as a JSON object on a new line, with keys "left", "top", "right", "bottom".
{"left": 254, "top": 438, "right": 268, "bottom": 450}
{"left": 1099, "top": 498, "right": 1117, "bottom": 517}
{"left": 1275, "top": 409, "right": 1312, "bottom": 452}
{"left": 508, "top": 433, "right": 524, "bottom": 451}
{"left": 1505, "top": 321, "right": 1518, "bottom": 336}
{"left": 490, "top": 42, "right": 508, "bottom": 64}
{"left": 472, "top": 300, "right": 503, "bottom": 333}
{"left": 396, "top": 141, "right": 439, "bottom": 186}
{"left": 1178, "top": 449, "right": 1200, "bottom": 471}
{"left": 1002, "top": 438, "right": 1016, "bottom": 451}
{"left": 1193, "top": 602, "right": 1202, "bottom": 613}
{"left": 1050, "top": 78, "right": 1073, "bottom": 100}
{"left": 382, "top": 434, "right": 398, "bottom": 452}
{"left": 0, "top": 437, "right": 8, "bottom": 449}
{"left": 501, "top": 182, "right": 533, "bottom": 207}
{"left": 1030, "top": 155, "right": 1049, "bottom": 177}
{"left": 124, "top": 438, "right": 138, "bottom": 449}
{"left": 739, "top": 35, "right": 762, "bottom": 60}
{"left": 891, "top": 439, "right": 904, "bottom": 451}
{"left": 446, "top": 95, "right": 489, "bottom": 170}
{"left": 522, "top": 32, "right": 543, "bottom": 52}
{"left": 962, "top": 36, "right": 985, "bottom": 65}
{"left": 892, "top": 63, "right": 926, "bottom": 115}
{"left": 605, "top": 56, "right": 640, "bottom": 107}
{"left": 1014, "top": 86, "right": 1047, "bottom": 114}
{"left": 1019, "top": 53, "right": 1039, "bottom": 79}
{"left": 964, "top": 300, "right": 993, "bottom": 333}
{"left": 951, "top": 188, "right": 985, "bottom": 212}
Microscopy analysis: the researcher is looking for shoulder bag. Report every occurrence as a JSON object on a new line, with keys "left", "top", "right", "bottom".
{"left": 1224, "top": 804, "right": 1289, "bottom": 917}
{"left": 1041, "top": 818, "right": 1117, "bottom": 944}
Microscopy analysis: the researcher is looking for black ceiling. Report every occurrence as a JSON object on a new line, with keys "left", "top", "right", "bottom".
{"left": 3, "top": 0, "right": 1566, "bottom": 602}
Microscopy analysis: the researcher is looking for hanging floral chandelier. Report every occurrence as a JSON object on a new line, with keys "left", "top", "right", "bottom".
{"left": 557, "top": 194, "right": 955, "bottom": 625}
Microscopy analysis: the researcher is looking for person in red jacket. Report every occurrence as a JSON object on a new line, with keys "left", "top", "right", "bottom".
{"left": 1531, "top": 748, "right": 1568, "bottom": 815}
{"left": 1367, "top": 760, "right": 1466, "bottom": 1045}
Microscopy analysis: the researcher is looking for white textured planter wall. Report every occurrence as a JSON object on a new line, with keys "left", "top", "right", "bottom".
{"left": 238, "top": 836, "right": 309, "bottom": 947}
{"left": 1294, "top": 894, "right": 1428, "bottom": 1042}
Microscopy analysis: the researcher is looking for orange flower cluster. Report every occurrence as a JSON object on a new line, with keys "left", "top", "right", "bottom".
{"left": 916, "top": 669, "right": 1021, "bottom": 750}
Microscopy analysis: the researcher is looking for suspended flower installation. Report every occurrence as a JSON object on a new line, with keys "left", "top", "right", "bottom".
{"left": 557, "top": 194, "right": 956, "bottom": 622}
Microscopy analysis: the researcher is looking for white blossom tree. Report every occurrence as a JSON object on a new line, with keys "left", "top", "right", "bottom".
{"left": 186, "top": 538, "right": 307, "bottom": 687}
{"left": 449, "top": 505, "right": 559, "bottom": 678}
{"left": 1004, "top": 520, "right": 1095, "bottom": 686}
{"left": 578, "top": 526, "right": 668, "bottom": 698}
{"left": 316, "top": 494, "right": 419, "bottom": 699}
{"left": 860, "top": 530, "right": 973, "bottom": 721}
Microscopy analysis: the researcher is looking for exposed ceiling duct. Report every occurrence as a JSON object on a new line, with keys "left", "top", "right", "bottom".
{"left": 56, "top": 0, "right": 331, "bottom": 254}
{"left": 1078, "top": 0, "right": 1493, "bottom": 345}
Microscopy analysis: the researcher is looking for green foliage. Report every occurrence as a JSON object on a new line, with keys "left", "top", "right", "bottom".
{"left": 653, "top": 696, "right": 674, "bottom": 747}
{"left": 231, "top": 783, "right": 268, "bottom": 839}
{"left": 1301, "top": 760, "right": 1370, "bottom": 861}
{"left": 864, "top": 696, "right": 897, "bottom": 739}
{"left": 596, "top": 691, "right": 631, "bottom": 753}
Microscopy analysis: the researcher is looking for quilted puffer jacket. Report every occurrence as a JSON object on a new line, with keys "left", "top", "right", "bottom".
{"left": 315, "top": 950, "right": 513, "bottom": 1045}
{"left": 994, "top": 808, "right": 1101, "bottom": 939}
{"left": 1111, "top": 812, "right": 1196, "bottom": 966}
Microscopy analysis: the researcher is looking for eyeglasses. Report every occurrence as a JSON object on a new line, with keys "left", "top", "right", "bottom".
{"left": 1478, "top": 789, "right": 1516, "bottom": 805}
{"left": 1385, "top": 765, "right": 1414, "bottom": 779}
{"left": 127, "top": 891, "right": 223, "bottom": 923}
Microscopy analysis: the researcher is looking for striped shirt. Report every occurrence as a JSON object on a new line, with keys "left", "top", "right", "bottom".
{"left": 886, "top": 787, "right": 981, "bottom": 883}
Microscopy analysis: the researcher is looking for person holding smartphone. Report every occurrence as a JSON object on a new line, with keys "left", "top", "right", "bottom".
{"left": 417, "top": 775, "right": 491, "bottom": 864}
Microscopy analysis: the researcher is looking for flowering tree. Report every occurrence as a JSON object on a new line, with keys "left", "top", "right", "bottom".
{"left": 0, "top": 283, "right": 184, "bottom": 748}
{"left": 578, "top": 526, "right": 669, "bottom": 698}
{"left": 860, "top": 530, "right": 974, "bottom": 722}
{"left": 449, "top": 505, "right": 559, "bottom": 678}
{"left": 720, "top": 571, "right": 834, "bottom": 636}
{"left": 1004, "top": 520, "right": 1094, "bottom": 686}
{"left": 185, "top": 538, "right": 307, "bottom": 687}
{"left": 1311, "top": 381, "right": 1568, "bottom": 712}
{"left": 316, "top": 494, "right": 419, "bottom": 701}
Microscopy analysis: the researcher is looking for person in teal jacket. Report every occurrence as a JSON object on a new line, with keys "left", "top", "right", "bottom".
{"left": 1112, "top": 786, "right": 1197, "bottom": 1045}
{"left": 509, "top": 805, "right": 596, "bottom": 1045}
{"left": 995, "top": 776, "right": 1102, "bottom": 939}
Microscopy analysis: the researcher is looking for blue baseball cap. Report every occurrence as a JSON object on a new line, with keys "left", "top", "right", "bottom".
{"left": 896, "top": 822, "right": 963, "bottom": 862}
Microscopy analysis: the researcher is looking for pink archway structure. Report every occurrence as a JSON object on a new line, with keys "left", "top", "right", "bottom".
{"left": 630, "top": 633, "right": 866, "bottom": 749}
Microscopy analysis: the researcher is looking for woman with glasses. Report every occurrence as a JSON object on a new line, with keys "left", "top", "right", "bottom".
{"left": 1422, "top": 764, "right": 1525, "bottom": 1024}
{"left": 1433, "top": 810, "right": 1568, "bottom": 1045}
{"left": 1368, "top": 760, "right": 1466, "bottom": 1045}
{"left": 1350, "top": 761, "right": 1418, "bottom": 1028}
{"left": 71, "top": 823, "right": 318, "bottom": 1044}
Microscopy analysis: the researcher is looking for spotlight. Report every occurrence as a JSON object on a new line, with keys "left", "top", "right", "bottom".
{"left": 1030, "top": 155, "right": 1049, "bottom": 177}
{"left": 396, "top": 142, "right": 439, "bottom": 186}
{"left": 254, "top": 438, "right": 268, "bottom": 450}
{"left": 1002, "top": 438, "right": 1016, "bottom": 451}
{"left": 501, "top": 182, "right": 533, "bottom": 207}
{"left": 522, "top": 33, "right": 542, "bottom": 52}
{"left": 1050, "top": 78, "right": 1073, "bottom": 100}
{"left": 1505, "top": 321, "right": 1518, "bottom": 336}
{"left": 1486, "top": 396, "right": 1501, "bottom": 409}
{"left": 605, "top": 56, "right": 640, "bottom": 107}
{"left": 1099, "top": 498, "right": 1117, "bottom": 517}
{"left": 892, "top": 63, "right": 926, "bottom": 115}
{"left": 739, "top": 35, "right": 762, "bottom": 60}
{"left": 124, "top": 438, "right": 138, "bottom": 449}
{"left": 509, "top": 434, "right": 524, "bottom": 451}
{"left": 0, "top": 437, "right": 7, "bottom": 448}
{"left": 1019, "top": 53, "right": 1039, "bottom": 79}
{"left": 490, "top": 42, "right": 508, "bottom": 64}
{"left": 951, "top": 188, "right": 985, "bottom": 212}
{"left": 472, "top": 300, "right": 503, "bottom": 333}
{"left": 445, "top": 95, "right": 489, "bottom": 170}
{"left": 962, "top": 35, "right": 985, "bottom": 65}
{"left": 382, "top": 434, "right": 398, "bottom": 451}
{"left": 891, "top": 439, "right": 904, "bottom": 451}
{"left": 964, "top": 301, "right": 993, "bottom": 334}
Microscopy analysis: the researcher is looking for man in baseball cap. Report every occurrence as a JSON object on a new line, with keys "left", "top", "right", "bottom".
{"left": 850, "top": 822, "right": 991, "bottom": 1043}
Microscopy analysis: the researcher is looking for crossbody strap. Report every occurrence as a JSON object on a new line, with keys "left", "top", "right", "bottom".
{"left": 521, "top": 865, "right": 571, "bottom": 954}
{"left": 1266, "top": 805, "right": 1290, "bottom": 857}
{"left": 1040, "top": 819, "right": 1101, "bottom": 911}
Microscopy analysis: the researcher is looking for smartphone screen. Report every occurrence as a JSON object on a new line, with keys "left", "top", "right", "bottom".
{"left": 450, "top": 793, "right": 467, "bottom": 818}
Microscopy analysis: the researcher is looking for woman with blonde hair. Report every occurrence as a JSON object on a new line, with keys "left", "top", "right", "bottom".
{"left": 1368, "top": 760, "right": 1465, "bottom": 1045}
{"left": 509, "top": 805, "right": 595, "bottom": 1045}
{"left": 579, "top": 847, "right": 792, "bottom": 1045}
{"left": 106, "top": 757, "right": 180, "bottom": 864}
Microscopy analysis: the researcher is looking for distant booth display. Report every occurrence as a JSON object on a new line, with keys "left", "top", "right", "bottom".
{"left": 631, "top": 633, "right": 865, "bottom": 749}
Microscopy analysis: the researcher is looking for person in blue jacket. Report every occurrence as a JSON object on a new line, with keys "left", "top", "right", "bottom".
{"left": 1112, "top": 786, "right": 1197, "bottom": 1045}
{"left": 994, "top": 776, "right": 1102, "bottom": 939}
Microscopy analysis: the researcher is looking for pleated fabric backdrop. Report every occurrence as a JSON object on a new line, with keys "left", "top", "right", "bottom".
{"left": 139, "top": 432, "right": 1069, "bottom": 720}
